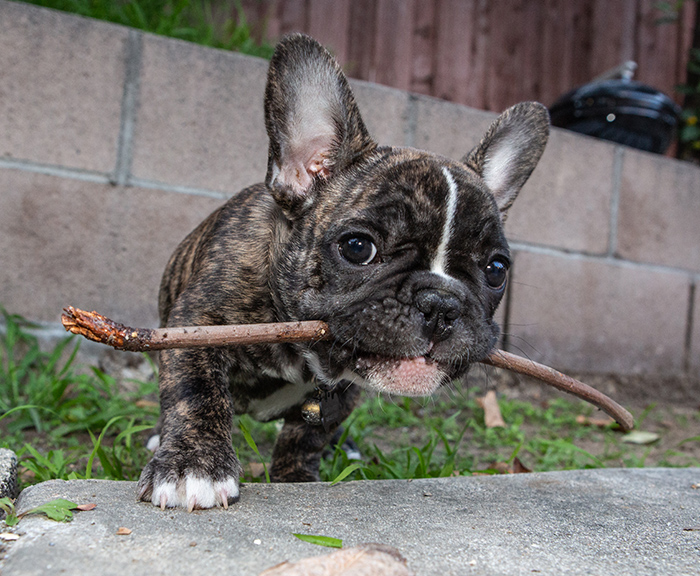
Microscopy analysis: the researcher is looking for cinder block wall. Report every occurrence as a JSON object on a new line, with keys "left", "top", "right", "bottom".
{"left": 1, "top": 1, "right": 699, "bottom": 379}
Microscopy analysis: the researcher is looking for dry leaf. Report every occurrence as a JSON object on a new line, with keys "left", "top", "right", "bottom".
{"left": 622, "top": 431, "right": 660, "bottom": 445}
{"left": 76, "top": 503, "right": 96, "bottom": 511}
{"left": 482, "top": 457, "right": 531, "bottom": 475}
{"left": 116, "top": 527, "right": 132, "bottom": 536}
{"left": 259, "top": 543, "right": 413, "bottom": 575}
{"left": 247, "top": 462, "right": 268, "bottom": 479}
{"left": 576, "top": 414, "right": 614, "bottom": 427}
{"left": 512, "top": 457, "right": 532, "bottom": 474}
{"left": 477, "top": 390, "right": 505, "bottom": 428}
{"left": 135, "top": 400, "right": 159, "bottom": 409}
{"left": 0, "top": 533, "right": 20, "bottom": 541}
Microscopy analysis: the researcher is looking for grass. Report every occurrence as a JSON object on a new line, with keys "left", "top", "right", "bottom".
{"left": 1, "top": 308, "right": 699, "bottom": 494}
{"left": 12, "top": 0, "right": 275, "bottom": 58}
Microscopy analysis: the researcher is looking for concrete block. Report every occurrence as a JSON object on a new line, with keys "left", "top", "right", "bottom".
{"left": 0, "top": 2, "right": 126, "bottom": 173}
{"left": 350, "top": 80, "right": 410, "bottom": 147}
{"left": 507, "top": 250, "right": 691, "bottom": 374}
{"left": 691, "top": 284, "right": 700, "bottom": 376}
{"left": 507, "top": 129, "right": 616, "bottom": 254}
{"left": 617, "top": 148, "right": 700, "bottom": 272}
{"left": 131, "top": 34, "right": 269, "bottom": 195}
{"left": 0, "top": 168, "right": 223, "bottom": 327}
{"left": 411, "top": 94, "right": 497, "bottom": 159}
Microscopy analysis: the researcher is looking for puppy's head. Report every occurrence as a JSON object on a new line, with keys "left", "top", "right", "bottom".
{"left": 265, "top": 34, "right": 549, "bottom": 396}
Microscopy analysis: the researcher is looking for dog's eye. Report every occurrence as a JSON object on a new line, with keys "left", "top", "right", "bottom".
{"left": 484, "top": 258, "right": 508, "bottom": 290}
{"left": 338, "top": 235, "right": 378, "bottom": 265}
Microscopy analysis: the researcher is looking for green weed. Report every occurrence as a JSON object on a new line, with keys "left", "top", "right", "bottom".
{"left": 2, "top": 307, "right": 698, "bottom": 491}
{"left": 13, "top": 0, "right": 275, "bottom": 58}
{"left": 1, "top": 309, "right": 158, "bottom": 486}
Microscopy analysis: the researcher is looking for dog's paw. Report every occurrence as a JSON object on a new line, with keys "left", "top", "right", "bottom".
{"left": 137, "top": 450, "right": 241, "bottom": 511}
{"left": 146, "top": 474, "right": 239, "bottom": 512}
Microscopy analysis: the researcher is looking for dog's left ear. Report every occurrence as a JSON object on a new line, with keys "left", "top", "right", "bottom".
{"left": 464, "top": 102, "right": 549, "bottom": 219}
{"left": 264, "top": 34, "right": 376, "bottom": 216}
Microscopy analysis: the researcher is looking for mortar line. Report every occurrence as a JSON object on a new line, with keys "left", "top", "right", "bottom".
{"left": 683, "top": 281, "right": 696, "bottom": 373}
{"left": 112, "top": 29, "right": 143, "bottom": 187}
{"left": 129, "top": 177, "right": 232, "bottom": 199}
{"left": 0, "top": 156, "right": 233, "bottom": 199}
{"left": 0, "top": 157, "right": 110, "bottom": 183}
{"left": 404, "top": 94, "right": 418, "bottom": 148}
{"left": 607, "top": 146, "right": 625, "bottom": 257}
{"left": 510, "top": 241, "right": 700, "bottom": 279}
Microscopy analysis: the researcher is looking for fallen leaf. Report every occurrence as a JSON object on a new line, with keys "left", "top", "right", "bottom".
{"left": 622, "top": 431, "right": 660, "bottom": 445}
{"left": 0, "top": 533, "right": 20, "bottom": 541}
{"left": 76, "top": 503, "right": 96, "bottom": 511}
{"left": 512, "top": 457, "right": 532, "bottom": 474}
{"left": 490, "top": 461, "right": 510, "bottom": 474}
{"left": 134, "top": 400, "right": 159, "bottom": 409}
{"left": 576, "top": 415, "right": 614, "bottom": 428}
{"left": 483, "top": 458, "right": 531, "bottom": 475}
{"left": 477, "top": 390, "right": 506, "bottom": 428}
{"left": 22, "top": 499, "right": 77, "bottom": 522}
{"left": 260, "top": 543, "right": 413, "bottom": 575}
{"left": 292, "top": 533, "right": 342, "bottom": 548}
{"left": 116, "top": 527, "right": 132, "bottom": 536}
{"left": 247, "top": 462, "right": 267, "bottom": 479}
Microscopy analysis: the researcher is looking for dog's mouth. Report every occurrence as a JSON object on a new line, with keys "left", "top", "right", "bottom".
{"left": 352, "top": 352, "right": 446, "bottom": 396}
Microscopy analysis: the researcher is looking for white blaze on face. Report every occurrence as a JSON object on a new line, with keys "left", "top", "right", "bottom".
{"left": 431, "top": 167, "right": 459, "bottom": 277}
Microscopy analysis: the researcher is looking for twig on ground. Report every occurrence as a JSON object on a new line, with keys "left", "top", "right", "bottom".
{"left": 61, "top": 306, "right": 634, "bottom": 431}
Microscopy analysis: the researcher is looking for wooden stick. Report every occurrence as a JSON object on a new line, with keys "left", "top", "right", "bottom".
{"left": 481, "top": 350, "right": 634, "bottom": 431}
{"left": 61, "top": 306, "right": 634, "bottom": 431}
{"left": 60, "top": 306, "right": 330, "bottom": 351}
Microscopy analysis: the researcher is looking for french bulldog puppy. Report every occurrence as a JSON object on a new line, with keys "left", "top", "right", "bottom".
{"left": 137, "top": 33, "right": 549, "bottom": 510}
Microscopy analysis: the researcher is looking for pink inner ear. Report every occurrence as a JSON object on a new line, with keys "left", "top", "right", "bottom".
{"left": 274, "top": 131, "right": 336, "bottom": 195}
{"left": 308, "top": 154, "right": 331, "bottom": 179}
{"left": 277, "top": 161, "right": 314, "bottom": 195}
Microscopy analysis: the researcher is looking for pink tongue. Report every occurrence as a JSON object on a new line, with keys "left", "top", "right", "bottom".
{"left": 372, "top": 356, "right": 443, "bottom": 397}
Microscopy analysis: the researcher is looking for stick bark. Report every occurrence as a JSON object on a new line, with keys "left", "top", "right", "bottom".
{"left": 61, "top": 306, "right": 634, "bottom": 431}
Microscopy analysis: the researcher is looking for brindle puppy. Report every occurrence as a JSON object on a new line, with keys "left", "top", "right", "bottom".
{"left": 137, "top": 33, "right": 549, "bottom": 510}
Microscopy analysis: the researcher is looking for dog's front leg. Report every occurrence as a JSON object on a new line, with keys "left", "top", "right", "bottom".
{"left": 137, "top": 347, "right": 242, "bottom": 510}
{"left": 270, "top": 384, "right": 360, "bottom": 482}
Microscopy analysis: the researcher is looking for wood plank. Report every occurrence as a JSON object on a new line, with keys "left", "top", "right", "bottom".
{"left": 539, "top": 0, "right": 581, "bottom": 106}
{"left": 372, "top": 0, "right": 415, "bottom": 90}
{"left": 676, "top": 0, "right": 697, "bottom": 106}
{"left": 307, "top": 0, "right": 351, "bottom": 63}
{"left": 346, "top": 0, "right": 377, "bottom": 80}
{"left": 434, "top": 0, "right": 480, "bottom": 107}
{"left": 410, "top": 0, "right": 437, "bottom": 95}
{"left": 635, "top": 0, "right": 683, "bottom": 101}
{"left": 485, "top": 0, "right": 543, "bottom": 111}
{"left": 274, "top": 0, "right": 308, "bottom": 37}
{"left": 589, "top": 0, "right": 637, "bottom": 77}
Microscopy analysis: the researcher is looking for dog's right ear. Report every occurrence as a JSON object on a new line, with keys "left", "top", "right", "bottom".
{"left": 463, "top": 102, "right": 549, "bottom": 221}
{"left": 264, "top": 34, "right": 376, "bottom": 216}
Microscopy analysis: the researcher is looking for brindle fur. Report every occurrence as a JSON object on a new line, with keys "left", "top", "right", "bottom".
{"left": 138, "top": 34, "right": 549, "bottom": 509}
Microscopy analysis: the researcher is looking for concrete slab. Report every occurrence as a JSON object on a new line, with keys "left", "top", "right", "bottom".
{"left": 1, "top": 468, "right": 699, "bottom": 575}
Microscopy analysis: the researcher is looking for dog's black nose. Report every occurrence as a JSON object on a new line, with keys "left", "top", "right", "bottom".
{"left": 415, "top": 289, "right": 461, "bottom": 342}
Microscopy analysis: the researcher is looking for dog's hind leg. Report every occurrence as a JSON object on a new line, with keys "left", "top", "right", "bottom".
{"left": 270, "top": 383, "right": 360, "bottom": 482}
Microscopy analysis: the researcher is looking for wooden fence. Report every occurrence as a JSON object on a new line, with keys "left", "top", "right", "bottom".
{"left": 240, "top": 0, "right": 696, "bottom": 112}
